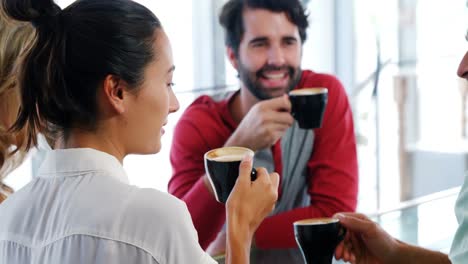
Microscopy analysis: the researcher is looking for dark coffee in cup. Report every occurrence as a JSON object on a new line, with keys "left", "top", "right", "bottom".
{"left": 204, "top": 147, "right": 257, "bottom": 203}
{"left": 294, "top": 218, "right": 346, "bottom": 264}
{"left": 289, "top": 88, "right": 328, "bottom": 129}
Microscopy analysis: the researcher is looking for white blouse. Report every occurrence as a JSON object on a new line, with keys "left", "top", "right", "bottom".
{"left": 0, "top": 148, "right": 216, "bottom": 264}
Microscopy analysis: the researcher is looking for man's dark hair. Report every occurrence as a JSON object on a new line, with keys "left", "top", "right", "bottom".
{"left": 219, "top": 0, "right": 309, "bottom": 56}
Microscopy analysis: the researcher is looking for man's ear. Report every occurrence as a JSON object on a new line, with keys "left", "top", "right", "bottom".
{"left": 102, "top": 75, "right": 128, "bottom": 114}
{"left": 227, "top": 46, "right": 239, "bottom": 70}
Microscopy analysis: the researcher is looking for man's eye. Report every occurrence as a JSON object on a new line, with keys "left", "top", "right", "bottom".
{"left": 167, "top": 82, "right": 175, "bottom": 88}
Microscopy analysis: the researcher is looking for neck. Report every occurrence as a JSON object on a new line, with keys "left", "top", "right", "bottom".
{"left": 61, "top": 127, "right": 125, "bottom": 163}
{"left": 230, "top": 86, "right": 259, "bottom": 124}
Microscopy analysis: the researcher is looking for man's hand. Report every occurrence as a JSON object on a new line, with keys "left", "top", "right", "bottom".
{"left": 225, "top": 94, "right": 294, "bottom": 151}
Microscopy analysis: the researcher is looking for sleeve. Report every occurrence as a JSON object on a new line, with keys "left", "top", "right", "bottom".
{"left": 168, "top": 107, "right": 227, "bottom": 250}
{"left": 449, "top": 177, "right": 468, "bottom": 264}
{"left": 255, "top": 75, "right": 359, "bottom": 248}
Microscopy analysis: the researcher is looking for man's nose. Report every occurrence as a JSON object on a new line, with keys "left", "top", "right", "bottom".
{"left": 267, "top": 45, "right": 286, "bottom": 66}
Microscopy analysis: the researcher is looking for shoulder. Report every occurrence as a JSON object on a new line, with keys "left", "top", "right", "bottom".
{"left": 181, "top": 91, "right": 236, "bottom": 117}
{"left": 121, "top": 188, "right": 196, "bottom": 247}
{"left": 125, "top": 188, "right": 189, "bottom": 224}
{"left": 124, "top": 188, "right": 211, "bottom": 263}
{"left": 175, "top": 95, "right": 225, "bottom": 131}
{"left": 174, "top": 92, "right": 236, "bottom": 138}
{"left": 298, "top": 70, "right": 349, "bottom": 107}
{"left": 101, "top": 187, "right": 211, "bottom": 263}
{"left": 454, "top": 182, "right": 468, "bottom": 231}
{"left": 451, "top": 184, "right": 468, "bottom": 263}
{"left": 182, "top": 95, "right": 225, "bottom": 118}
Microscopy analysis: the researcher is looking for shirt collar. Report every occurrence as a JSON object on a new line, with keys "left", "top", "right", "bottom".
{"left": 37, "top": 148, "right": 129, "bottom": 184}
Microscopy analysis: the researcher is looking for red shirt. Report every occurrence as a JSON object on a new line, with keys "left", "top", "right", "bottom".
{"left": 169, "top": 70, "right": 358, "bottom": 249}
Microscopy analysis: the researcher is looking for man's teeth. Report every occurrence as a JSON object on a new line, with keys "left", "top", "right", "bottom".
{"left": 264, "top": 73, "right": 285, "bottom": 79}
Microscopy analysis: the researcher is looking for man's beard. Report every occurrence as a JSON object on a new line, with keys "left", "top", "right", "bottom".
{"left": 237, "top": 61, "right": 302, "bottom": 100}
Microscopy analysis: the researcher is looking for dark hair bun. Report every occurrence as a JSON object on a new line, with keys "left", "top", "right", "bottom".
{"left": 2, "top": 0, "right": 61, "bottom": 28}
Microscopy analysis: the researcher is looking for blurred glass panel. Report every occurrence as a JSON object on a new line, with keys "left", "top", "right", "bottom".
{"left": 354, "top": 0, "right": 467, "bottom": 214}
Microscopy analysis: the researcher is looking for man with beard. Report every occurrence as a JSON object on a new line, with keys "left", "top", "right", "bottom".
{"left": 169, "top": 0, "right": 358, "bottom": 262}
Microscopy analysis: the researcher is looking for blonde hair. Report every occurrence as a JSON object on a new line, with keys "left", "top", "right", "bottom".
{"left": 0, "top": 11, "right": 35, "bottom": 203}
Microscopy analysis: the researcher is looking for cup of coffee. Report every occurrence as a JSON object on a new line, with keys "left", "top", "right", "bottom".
{"left": 293, "top": 217, "right": 346, "bottom": 264}
{"left": 204, "top": 146, "right": 257, "bottom": 203}
{"left": 289, "top": 88, "right": 328, "bottom": 129}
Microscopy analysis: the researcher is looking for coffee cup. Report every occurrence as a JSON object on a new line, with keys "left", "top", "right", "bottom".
{"left": 289, "top": 88, "right": 328, "bottom": 129}
{"left": 204, "top": 146, "right": 257, "bottom": 203}
{"left": 293, "top": 217, "right": 346, "bottom": 264}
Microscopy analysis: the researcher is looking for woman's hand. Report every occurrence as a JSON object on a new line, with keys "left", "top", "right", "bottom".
{"left": 225, "top": 154, "right": 279, "bottom": 264}
{"left": 334, "top": 212, "right": 451, "bottom": 264}
{"left": 334, "top": 213, "right": 400, "bottom": 264}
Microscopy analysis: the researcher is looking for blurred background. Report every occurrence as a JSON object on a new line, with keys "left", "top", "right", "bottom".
{"left": 5, "top": 0, "right": 467, "bottom": 252}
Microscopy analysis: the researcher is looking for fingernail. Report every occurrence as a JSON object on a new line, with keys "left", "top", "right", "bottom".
{"left": 243, "top": 153, "right": 253, "bottom": 162}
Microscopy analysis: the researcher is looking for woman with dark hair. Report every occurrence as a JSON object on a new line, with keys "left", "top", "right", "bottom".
{"left": 0, "top": 0, "right": 279, "bottom": 263}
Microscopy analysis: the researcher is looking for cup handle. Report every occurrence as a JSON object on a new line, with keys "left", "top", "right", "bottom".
{"left": 251, "top": 168, "right": 257, "bottom": 181}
